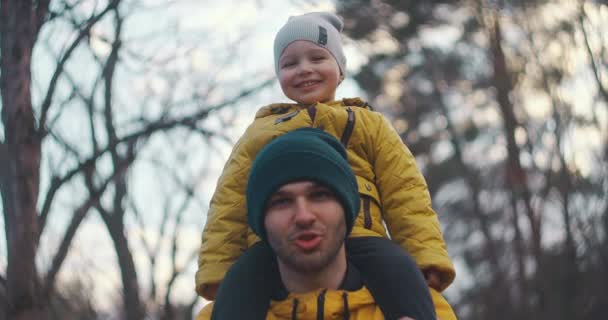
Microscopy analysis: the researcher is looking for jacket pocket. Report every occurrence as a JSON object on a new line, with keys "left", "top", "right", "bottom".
{"left": 361, "top": 195, "right": 372, "bottom": 229}
{"left": 355, "top": 176, "right": 382, "bottom": 231}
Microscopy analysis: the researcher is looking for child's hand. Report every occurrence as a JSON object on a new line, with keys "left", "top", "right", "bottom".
{"left": 424, "top": 268, "right": 442, "bottom": 291}
{"left": 201, "top": 283, "right": 220, "bottom": 300}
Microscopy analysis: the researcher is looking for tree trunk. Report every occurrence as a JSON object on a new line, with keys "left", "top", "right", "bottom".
{"left": 0, "top": 1, "right": 48, "bottom": 319}
{"left": 489, "top": 15, "right": 546, "bottom": 318}
{"left": 104, "top": 216, "right": 144, "bottom": 320}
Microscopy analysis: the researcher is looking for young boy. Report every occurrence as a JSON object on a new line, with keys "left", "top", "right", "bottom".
{"left": 196, "top": 12, "right": 457, "bottom": 320}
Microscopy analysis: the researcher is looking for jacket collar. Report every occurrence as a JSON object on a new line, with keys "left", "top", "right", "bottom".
{"left": 254, "top": 98, "right": 367, "bottom": 119}
{"left": 272, "top": 262, "right": 364, "bottom": 301}
{"left": 267, "top": 264, "right": 376, "bottom": 320}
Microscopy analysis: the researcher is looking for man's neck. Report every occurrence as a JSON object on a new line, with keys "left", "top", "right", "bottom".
{"left": 277, "top": 247, "right": 347, "bottom": 294}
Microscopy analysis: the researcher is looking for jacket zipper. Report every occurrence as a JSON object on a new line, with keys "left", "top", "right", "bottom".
{"left": 342, "top": 292, "right": 350, "bottom": 320}
{"left": 291, "top": 298, "right": 299, "bottom": 320}
{"left": 317, "top": 289, "right": 327, "bottom": 320}
{"left": 306, "top": 104, "right": 317, "bottom": 124}
{"left": 275, "top": 109, "right": 300, "bottom": 124}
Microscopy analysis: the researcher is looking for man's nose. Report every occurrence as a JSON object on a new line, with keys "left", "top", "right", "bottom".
{"left": 293, "top": 199, "right": 316, "bottom": 226}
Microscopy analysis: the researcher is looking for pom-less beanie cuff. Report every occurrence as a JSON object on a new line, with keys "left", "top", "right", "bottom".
{"left": 274, "top": 12, "right": 347, "bottom": 75}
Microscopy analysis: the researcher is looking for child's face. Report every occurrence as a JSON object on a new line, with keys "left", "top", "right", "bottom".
{"left": 278, "top": 40, "right": 342, "bottom": 105}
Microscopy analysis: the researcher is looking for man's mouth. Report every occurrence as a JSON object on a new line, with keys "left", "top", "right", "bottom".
{"left": 294, "top": 233, "right": 322, "bottom": 251}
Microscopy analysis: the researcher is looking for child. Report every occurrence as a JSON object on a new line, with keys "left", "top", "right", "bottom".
{"left": 196, "top": 12, "right": 456, "bottom": 320}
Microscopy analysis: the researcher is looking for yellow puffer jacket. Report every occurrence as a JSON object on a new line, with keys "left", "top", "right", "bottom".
{"left": 197, "top": 287, "right": 383, "bottom": 320}
{"left": 197, "top": 287, "right": 455, "bottom": 320}
{"left": 196, "top": 98, "right": 456, "bottom": 311}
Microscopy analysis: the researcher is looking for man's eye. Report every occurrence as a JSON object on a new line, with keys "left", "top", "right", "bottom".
{"left": 268, "top": 197, "right": 290, "bottom": 208}
{"left": 310, "top": 190, "right": 333, "bottom": 200}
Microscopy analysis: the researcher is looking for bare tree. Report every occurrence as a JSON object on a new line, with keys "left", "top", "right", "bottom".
{"left": 2, "top": 0, "right": 274, "bottom": 319}
{"left": 1, "top": 1, "right": 52, "bottom": 318}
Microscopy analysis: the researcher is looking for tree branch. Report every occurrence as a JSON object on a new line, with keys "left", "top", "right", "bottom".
{"left": 37, "top": 77, "right": 272, "bottom": 242}
{"left": 38, "top": 0, "right": 121, "bottom": 134}
{"left": 41, "top": 154, "right": 134, "bottom": 300}
{"left": 34, "top": 0, "right": 51, "bottom": 34}
{"left": 578, "top": 1, "right": 608, "bottom": 104}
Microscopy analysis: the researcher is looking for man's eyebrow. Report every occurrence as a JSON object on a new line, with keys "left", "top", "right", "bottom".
{"left": 269, "top": 190, "right": 289, "bottom": 198}
{"left": 312, "top": 185, "right": 332, "bottom": 193}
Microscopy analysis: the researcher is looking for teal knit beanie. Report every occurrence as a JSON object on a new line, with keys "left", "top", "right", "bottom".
{"left": 247, "top": 128, "right": 359, "bottom": 242}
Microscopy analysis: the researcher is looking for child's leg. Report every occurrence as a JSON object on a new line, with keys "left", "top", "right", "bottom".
{"left": 346, "top": 236, "right": 436, "bottom": 320}
{"left": 210, "top": 241, "right": 279, "bottom": 320}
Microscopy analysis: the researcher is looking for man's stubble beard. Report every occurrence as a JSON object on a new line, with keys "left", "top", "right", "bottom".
{"left": 269, "top": 220, "right": 346, "bottom": 274}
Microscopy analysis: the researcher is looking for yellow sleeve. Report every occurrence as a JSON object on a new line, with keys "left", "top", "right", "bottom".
{"left": 195, "top": 125, "right": 258, "bottom": 298}
{"left": 431, "top": 288, "right": 458, "bottom": 320}
{"left": 371, "top": 113, "right": 455, "bottom": 290}
{"left": 195, "top": 302, "right": 213, "bottom": 320}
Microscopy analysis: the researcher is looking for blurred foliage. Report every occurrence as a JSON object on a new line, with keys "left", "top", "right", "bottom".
{"left": 336, "top": 0, "right": 608, "bottom": 319}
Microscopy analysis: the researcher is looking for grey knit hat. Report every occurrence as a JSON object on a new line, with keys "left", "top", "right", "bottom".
{"left": 247, "top": 128, "right": 359, "bottom": 242}
{"left": 273, "top": 12, "right": 347, "bottom": 76}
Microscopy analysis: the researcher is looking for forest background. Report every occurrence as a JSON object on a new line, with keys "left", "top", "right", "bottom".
{"left": 1, "top": 0, "right": 607, "bottom": 319}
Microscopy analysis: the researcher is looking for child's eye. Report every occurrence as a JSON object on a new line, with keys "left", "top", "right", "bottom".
{"left": 281, "top": 61, "right": 296, "bottom": 68}
{"left": 312, "top": 56, "right": 326, "bottom": 61}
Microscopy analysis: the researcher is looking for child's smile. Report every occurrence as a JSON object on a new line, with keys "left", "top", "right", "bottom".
{"left": 296, "top": 80, "right": 322, "bottom": 88}
{"left": 278, "top": 40, "right": 342, "bottom": 105}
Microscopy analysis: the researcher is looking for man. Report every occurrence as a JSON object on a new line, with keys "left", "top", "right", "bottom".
{"left": 197, "top": 128, "right": 430, "bottom": 319}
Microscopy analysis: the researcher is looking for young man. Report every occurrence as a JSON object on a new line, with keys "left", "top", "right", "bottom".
{"left": 197, "top": 128, "right": 435, "bottom": 319}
